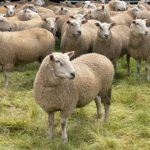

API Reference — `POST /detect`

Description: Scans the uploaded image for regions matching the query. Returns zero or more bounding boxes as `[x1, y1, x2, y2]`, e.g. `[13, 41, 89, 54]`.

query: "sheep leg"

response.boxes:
[4, 71, 9, 88]
[136, 60, 141, 78]
[127, 54, 130, 75]
[94, 96, 101, 118]
[102, 89, 111, 122]
[48, 112, 54, 139]
[146, 61, 150, 81]
[61, 113, 68, 143]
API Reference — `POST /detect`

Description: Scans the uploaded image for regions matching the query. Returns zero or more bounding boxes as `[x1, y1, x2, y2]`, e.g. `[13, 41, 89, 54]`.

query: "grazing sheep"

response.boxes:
[61, 19, 98, 58]
[128, 19, 150, 81]
[93, 22, 130, 73]
[34, 52, 114, 142]
[0, 27, 55, 87]
[4, 5, 17, 17]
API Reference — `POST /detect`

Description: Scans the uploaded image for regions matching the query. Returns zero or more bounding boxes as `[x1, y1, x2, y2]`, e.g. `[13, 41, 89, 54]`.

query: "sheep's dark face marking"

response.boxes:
[49, 52, 75, 80]
[131, 19, 148, 36]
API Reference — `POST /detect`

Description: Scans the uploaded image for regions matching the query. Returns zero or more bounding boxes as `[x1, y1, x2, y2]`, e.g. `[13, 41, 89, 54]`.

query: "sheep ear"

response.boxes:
[70, 15, 74, 19]
[43, 18, 47, 22]
[55, 17, 59, 21]
[110, 23, 116, 28]
[102, 5, 105, 10]
[4, 5, 8, 9]
[14, 4, 17, 8]
[95, 22, 100, 27]
[82, 19, 88, 24]
[132, 20, 136, 24]
[66, 51, 74, 58]
[67, 20, 70, 24]
[49, 54, 55, 61]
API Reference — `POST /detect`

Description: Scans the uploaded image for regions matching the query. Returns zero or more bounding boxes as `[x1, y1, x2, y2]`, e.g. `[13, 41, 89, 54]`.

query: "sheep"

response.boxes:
[112, 0, 128, 11]
[0, 27, 55, 88]
[60, 0, 76, 8]
[128, 19, 150, 81]
[0, 15, 57, 33]
[42, 17, 59, 36]
[93, 21, 130, 73]
[86, 5, 140, 27]
[33, 52, 114, 142]
[60, 19, 98, 58]
[17, 8, 41, 21]
[4, 4, 17, 17]
[31, 0, 45, 7]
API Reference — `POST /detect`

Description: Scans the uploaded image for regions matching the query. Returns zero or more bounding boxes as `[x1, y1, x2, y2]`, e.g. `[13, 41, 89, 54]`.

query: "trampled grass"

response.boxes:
[0, 52, 150, 150]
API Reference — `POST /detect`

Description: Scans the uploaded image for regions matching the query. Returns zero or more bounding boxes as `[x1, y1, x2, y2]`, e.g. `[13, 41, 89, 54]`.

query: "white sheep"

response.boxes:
[0, 27, 55, 88]
[128, 19, 150, 81]
[34, 52, 114, 142]
[4, 5, 17, 17]
[93, 21, 130, 73]
[60, 19, 98, 58]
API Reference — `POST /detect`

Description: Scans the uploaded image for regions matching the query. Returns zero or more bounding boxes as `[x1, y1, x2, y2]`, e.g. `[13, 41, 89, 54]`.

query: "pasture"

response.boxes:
[0, 41, 150, 150]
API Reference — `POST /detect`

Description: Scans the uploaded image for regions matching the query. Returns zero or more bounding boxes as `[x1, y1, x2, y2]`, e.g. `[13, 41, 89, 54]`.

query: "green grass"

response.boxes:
[0, 49, 150, 150]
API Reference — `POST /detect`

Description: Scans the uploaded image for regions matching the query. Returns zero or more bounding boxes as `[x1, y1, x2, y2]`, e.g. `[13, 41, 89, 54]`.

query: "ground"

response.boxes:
[0, 45, 150, 150]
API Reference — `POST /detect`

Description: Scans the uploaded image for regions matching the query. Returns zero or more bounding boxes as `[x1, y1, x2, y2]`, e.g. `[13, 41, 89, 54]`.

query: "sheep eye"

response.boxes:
[56, 60, 63, 66]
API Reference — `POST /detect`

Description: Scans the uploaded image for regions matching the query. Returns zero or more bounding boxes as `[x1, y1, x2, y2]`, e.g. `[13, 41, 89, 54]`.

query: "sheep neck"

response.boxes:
[129, 32, 146, 48]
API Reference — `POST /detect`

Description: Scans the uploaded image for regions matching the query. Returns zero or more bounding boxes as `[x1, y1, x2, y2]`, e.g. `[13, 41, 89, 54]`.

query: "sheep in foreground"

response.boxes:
[34, 52, 114, 142]
[128, 19, 150, 81]
[0, 27, 55, 87]
[93, 22, 130, 73]
[61, 19, 98, 58]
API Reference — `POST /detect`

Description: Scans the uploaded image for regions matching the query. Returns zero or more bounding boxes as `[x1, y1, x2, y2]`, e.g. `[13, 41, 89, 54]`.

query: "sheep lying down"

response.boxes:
[34, 52, 114, 142]
[0, 27, 55, 88]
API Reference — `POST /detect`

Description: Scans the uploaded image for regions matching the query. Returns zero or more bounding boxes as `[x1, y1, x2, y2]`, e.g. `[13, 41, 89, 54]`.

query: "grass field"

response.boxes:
[0, 43, 150, 150]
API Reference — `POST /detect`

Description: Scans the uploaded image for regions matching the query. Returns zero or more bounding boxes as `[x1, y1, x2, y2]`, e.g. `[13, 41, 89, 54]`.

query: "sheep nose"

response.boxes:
[104, 34, 109, 38]
[145, 31, 148, 35]
[70, 72, 75, 79]
[78, 31, 81, 35]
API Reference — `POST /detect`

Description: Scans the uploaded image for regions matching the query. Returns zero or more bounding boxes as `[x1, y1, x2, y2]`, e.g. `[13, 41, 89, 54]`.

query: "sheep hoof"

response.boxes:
[62, 135, 68, 143]
[96, 113, 102, 119]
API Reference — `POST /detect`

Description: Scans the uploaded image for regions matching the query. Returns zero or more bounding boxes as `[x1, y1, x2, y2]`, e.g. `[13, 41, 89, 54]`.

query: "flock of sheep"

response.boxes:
[0, 0, 150, 143]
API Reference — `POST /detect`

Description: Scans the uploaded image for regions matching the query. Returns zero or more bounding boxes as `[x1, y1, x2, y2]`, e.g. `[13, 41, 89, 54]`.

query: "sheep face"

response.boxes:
[49, 52, 75, 80]
[0, 16, 12, 31]
[95, 22, 114, 40]
[57, 7, 68, 15]
[130, 19, 148, 36]
[66, 19, 82, 36]
[4, 5, 17, 17]
[43, 17, 58, 35]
